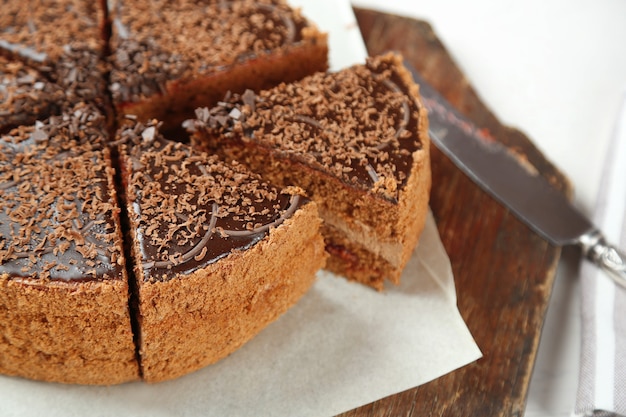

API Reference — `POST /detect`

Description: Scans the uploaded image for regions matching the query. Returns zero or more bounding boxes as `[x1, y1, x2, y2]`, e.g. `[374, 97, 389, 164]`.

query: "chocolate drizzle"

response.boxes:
[380, 78, 411, 141]
[222, 194, 300, 236]
[120, 119, 305, 281]
[142, 203, 219, 270]
[0, 40, 48, 63]
[141, 195, 300, 270]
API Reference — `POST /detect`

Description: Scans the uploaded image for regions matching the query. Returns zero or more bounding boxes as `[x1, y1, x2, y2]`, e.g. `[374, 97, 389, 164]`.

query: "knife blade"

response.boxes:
[406, 63, 626, 287]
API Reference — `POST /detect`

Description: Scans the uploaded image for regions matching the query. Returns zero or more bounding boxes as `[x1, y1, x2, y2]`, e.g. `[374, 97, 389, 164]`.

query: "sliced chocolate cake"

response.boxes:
[0, 0, 433, 386]
[108, 0, 328, 130]
[187, 53, 432, 290]
[117, 118, 326, 382]
[0, 103, 138, 384]
[0, 0, 110, 118]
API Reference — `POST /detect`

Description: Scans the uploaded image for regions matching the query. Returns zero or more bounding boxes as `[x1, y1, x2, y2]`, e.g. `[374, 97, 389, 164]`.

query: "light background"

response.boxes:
[351, 1, 626, 416]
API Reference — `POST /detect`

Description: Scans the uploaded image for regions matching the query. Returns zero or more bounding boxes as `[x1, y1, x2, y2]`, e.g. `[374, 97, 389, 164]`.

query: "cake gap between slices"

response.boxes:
[114, 118, 327, 382]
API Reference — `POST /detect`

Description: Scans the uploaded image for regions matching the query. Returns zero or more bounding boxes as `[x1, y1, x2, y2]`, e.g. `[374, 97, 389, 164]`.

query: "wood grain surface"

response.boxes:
[337, 8, 571, 417]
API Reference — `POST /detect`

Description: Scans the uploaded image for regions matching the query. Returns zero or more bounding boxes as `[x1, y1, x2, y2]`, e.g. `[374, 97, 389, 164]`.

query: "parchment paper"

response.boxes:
[0, 2, 481, 416]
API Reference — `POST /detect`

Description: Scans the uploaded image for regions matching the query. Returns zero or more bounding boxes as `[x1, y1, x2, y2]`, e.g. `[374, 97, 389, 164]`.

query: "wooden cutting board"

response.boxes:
[338, 8, 571, 417]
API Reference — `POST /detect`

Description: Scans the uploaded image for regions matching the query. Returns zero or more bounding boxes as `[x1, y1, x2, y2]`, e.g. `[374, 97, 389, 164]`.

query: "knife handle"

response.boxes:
[579, 231, 626, 288]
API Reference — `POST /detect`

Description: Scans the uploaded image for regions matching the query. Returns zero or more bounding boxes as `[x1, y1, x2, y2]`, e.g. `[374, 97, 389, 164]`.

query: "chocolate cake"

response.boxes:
[0, 0, 433, 386]
[0, 0, 332, 385]
[108, 0, 328, 130]
[0, 56, 65, 133]
[0, 0, 110, 124]
[0, 103, 139, 384]
[0, 0, 106, 62]
[186, 53, 432, 290]
[117, 119, 326, 382]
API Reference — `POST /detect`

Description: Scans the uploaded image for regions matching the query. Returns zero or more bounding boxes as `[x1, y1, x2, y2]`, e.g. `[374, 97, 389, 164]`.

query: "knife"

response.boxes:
[406, 64, 626, 288]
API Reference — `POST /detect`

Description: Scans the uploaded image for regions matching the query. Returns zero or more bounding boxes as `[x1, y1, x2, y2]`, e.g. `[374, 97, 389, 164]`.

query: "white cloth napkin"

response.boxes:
[574, 90, 626, 417]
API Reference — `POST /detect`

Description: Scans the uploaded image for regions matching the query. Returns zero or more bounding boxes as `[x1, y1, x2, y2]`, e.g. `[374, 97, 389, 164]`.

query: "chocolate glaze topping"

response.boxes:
[109, 0, 308, 103]
[0, 104, 124, 281]
[186, 55, 423, 202]
[0, 56, 65, 133]
[119, 119, 305, 281]
[0, 1, 108, 122]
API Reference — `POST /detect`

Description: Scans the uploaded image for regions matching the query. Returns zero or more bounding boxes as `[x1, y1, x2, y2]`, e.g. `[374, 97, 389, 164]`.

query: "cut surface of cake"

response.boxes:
[108, 0, 328, 130]
[117, 119, 327, 382]
[0, 103, 139, 384]
[187, 53, 431, 290]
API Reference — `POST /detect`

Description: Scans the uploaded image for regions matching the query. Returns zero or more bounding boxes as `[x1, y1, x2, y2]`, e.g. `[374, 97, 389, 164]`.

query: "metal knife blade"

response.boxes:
[406, 63, 626, 287]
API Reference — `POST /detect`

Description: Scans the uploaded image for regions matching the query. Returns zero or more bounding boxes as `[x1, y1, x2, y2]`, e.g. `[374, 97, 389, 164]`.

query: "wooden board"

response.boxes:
[338, 9, 572, 417]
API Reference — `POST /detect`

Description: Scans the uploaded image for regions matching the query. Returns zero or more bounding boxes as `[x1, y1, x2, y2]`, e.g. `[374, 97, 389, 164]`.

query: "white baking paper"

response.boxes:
[0, 2, 481, 416]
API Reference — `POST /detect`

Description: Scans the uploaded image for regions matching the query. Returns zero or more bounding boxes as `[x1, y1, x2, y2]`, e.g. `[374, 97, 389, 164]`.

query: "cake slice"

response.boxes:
[187, 53, 431, 290]
[108, 0, 328, 131]
[0, 56, 67, 134]
[0, 103, 138, 385]
[117, 118, 326, 382]
[0, 0, 110, 117]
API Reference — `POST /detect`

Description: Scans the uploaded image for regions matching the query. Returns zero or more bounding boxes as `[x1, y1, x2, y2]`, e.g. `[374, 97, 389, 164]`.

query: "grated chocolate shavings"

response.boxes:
[188, 55, 424, 201]
[109, 0, 308, 103]
[119, 118, 304, 281]
[0, 1, 108, 126]
[0, 0, 103, 64]
[0, 103, 124, 282]
[0, 56, 65, 133]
